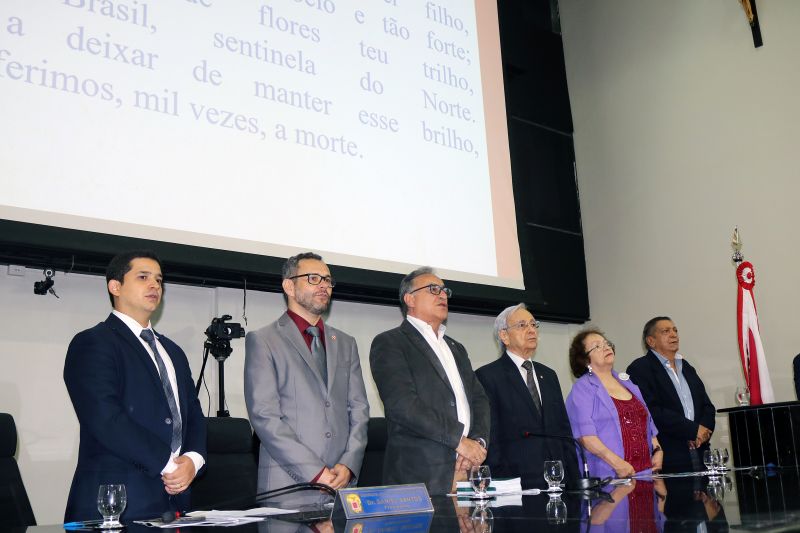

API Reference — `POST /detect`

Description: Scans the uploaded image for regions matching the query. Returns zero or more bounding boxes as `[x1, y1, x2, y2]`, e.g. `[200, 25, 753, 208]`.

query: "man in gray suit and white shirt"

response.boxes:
[245, 252, 369, 495]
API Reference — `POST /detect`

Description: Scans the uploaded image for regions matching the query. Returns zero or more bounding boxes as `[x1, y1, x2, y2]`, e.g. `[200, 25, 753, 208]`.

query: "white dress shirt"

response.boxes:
[506, 350, 543, 403]
[112, 310, 204, 474]
[406, 315, 471, 437]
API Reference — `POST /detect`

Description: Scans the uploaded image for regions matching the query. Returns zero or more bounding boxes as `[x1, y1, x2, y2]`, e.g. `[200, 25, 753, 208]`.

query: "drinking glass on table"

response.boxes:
[719, 447, 730, 471]
[469, 465, 492, 499]
[712, 449, 723, 473]
[97, 484, 126, 529]
[543, 460, 564, 492]
[703, 450, 721, 477]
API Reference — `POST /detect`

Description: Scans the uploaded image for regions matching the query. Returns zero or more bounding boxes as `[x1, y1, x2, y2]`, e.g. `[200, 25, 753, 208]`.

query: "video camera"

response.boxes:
[198, 315, 246, 416]
[205, 314, 245, 341]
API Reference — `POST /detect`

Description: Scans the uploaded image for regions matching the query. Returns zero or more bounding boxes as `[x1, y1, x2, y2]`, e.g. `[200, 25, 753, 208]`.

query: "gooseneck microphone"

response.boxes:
[157, 482, 336, 524]
[521, 431, 606, 490]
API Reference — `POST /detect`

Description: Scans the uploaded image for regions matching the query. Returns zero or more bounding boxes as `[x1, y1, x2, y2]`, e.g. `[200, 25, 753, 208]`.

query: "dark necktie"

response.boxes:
[305, 326, 327, 386]
[521, 360, 543, 416]
[140, 329, 183, 452]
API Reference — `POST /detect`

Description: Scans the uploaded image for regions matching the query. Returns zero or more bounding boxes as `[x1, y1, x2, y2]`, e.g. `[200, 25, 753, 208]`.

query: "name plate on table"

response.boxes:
[335, 513, 433, 533]
[332, 484, 433, 519]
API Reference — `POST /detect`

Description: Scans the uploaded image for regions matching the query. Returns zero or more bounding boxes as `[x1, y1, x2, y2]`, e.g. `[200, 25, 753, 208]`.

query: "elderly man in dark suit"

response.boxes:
[475, 304, 578, 489]
[370, 267, 490, 495]
[64, 250, 206, 522]
[627, 316, 716, 473]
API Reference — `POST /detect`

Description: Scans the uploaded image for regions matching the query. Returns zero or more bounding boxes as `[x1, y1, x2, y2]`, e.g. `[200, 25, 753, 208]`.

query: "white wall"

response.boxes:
[560, 0, 800, 449]
[0, 266, 576, 524]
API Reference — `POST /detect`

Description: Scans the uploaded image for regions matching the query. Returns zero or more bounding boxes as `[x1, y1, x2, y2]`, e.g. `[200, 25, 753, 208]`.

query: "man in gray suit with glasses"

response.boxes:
[245, 252, 369, 496]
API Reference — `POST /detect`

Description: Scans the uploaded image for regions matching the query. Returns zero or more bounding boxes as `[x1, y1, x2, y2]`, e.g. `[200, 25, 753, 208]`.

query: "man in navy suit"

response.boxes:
[475, 304, 578, 489]
[627, 316, 716, 473]
[64, 250, 206, 522]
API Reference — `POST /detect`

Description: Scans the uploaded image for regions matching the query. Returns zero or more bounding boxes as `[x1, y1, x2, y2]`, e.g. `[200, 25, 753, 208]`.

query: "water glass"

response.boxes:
[706, 478, 725, 502]
[712, 449, 723, 472]
[543, 460, 564, 492]
[545, 494, 568, 525]
[703, 450, 721, 477]
[723, 475, 733, 492]
[470, 499, 494, 533]
[735, 386, 750, 406]
[469, 465, 492, 499]
[702, 450, 715, 474]
[97, 484, 127, 529]
[719, 447, 730, 470]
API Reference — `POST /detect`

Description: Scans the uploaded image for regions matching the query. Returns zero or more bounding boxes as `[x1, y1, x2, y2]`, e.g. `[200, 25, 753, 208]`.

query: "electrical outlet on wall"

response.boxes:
[8, 265, 26, 277]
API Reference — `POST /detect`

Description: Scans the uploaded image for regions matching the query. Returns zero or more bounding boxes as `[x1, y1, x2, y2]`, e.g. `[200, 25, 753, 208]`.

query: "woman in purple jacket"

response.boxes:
[565, 328, 663, 479]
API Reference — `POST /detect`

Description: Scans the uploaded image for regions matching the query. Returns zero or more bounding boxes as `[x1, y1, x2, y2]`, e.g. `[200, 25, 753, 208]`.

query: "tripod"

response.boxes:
[195, 337, 233, 417]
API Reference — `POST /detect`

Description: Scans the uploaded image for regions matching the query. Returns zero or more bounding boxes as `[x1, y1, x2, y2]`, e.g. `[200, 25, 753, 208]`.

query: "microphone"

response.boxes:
[181, 482, 335, 515]
[521, 431, 605, 490]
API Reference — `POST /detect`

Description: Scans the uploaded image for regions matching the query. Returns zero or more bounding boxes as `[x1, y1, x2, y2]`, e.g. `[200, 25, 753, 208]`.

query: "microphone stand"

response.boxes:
[522, 431, 607, 491]
[182, 482, 336, 516]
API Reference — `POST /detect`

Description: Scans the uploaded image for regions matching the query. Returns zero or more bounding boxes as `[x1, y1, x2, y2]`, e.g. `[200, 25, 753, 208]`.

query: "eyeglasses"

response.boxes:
[504, 320, 540, 331]
[409, 284, 453, 298]
[287, 273, 336, 287]
[585, 340, 615, 356]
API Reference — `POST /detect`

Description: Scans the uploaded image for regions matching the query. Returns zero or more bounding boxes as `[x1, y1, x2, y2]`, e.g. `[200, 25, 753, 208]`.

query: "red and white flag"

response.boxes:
[735, 261, 774, 404]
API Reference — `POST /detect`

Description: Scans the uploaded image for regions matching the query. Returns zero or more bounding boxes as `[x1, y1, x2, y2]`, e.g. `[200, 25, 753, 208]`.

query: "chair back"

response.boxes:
[191, 417, 258, 510]
[0, 413, 36, 527]
[358, 417, 388, 487]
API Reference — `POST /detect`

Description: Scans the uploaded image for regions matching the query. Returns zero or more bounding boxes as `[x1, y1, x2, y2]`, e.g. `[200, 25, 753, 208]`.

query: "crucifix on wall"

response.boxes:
[739, 0, 763, 48]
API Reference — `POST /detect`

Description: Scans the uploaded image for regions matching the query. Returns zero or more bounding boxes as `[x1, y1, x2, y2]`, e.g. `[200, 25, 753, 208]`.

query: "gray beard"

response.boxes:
[297, 293, 329, 316]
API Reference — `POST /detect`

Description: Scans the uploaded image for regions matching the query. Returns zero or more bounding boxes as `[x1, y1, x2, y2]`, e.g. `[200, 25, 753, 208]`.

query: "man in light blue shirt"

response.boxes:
[627, 317, 716, 473]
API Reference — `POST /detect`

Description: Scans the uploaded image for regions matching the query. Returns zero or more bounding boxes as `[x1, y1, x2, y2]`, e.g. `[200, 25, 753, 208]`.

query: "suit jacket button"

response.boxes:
[165, 417, 172, 425]
[325, 401, 331, 407]
[325, 432, 332, 438]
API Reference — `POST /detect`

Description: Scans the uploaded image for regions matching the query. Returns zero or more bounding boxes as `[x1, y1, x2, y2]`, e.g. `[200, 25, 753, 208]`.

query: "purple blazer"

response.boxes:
[565, 370, 658, 479]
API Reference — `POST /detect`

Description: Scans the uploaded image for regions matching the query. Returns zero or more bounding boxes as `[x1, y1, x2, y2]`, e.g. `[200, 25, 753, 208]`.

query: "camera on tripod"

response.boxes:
[205, 314, 245, 342]
[197, 314, 246, 417]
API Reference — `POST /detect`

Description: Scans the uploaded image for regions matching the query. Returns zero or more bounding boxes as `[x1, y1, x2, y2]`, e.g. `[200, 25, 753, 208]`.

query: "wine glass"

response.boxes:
[469, 465, 492, 499]
[470, 499, 494, 533]
[543, 460, 564, 492]
[703, 450, 720, 477]
[97, 484, 127, 529]
[546, 494, 568, 524]
[735, 386, 750, 406]
[706, 477, 725, 502]
[712, 449, 723, 473]
[723, 475, 733, 492]
[719, 448, 730, 471]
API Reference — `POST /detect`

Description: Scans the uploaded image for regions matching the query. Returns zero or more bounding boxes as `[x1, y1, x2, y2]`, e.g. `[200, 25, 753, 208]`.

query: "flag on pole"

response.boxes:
[735, 260, 774, 404]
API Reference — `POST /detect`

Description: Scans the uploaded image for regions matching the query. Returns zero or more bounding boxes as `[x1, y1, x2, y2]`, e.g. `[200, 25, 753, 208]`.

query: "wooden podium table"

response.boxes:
[719, 401, 800, 467]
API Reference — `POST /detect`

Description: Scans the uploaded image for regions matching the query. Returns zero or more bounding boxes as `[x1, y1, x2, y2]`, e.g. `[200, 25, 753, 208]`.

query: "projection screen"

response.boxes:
[0, 0, 523, 290]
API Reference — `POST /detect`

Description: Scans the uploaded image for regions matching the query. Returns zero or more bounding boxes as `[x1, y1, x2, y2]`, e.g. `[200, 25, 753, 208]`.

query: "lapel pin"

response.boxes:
[618, 372, 630, 381]
[331, 335, 336, 341]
